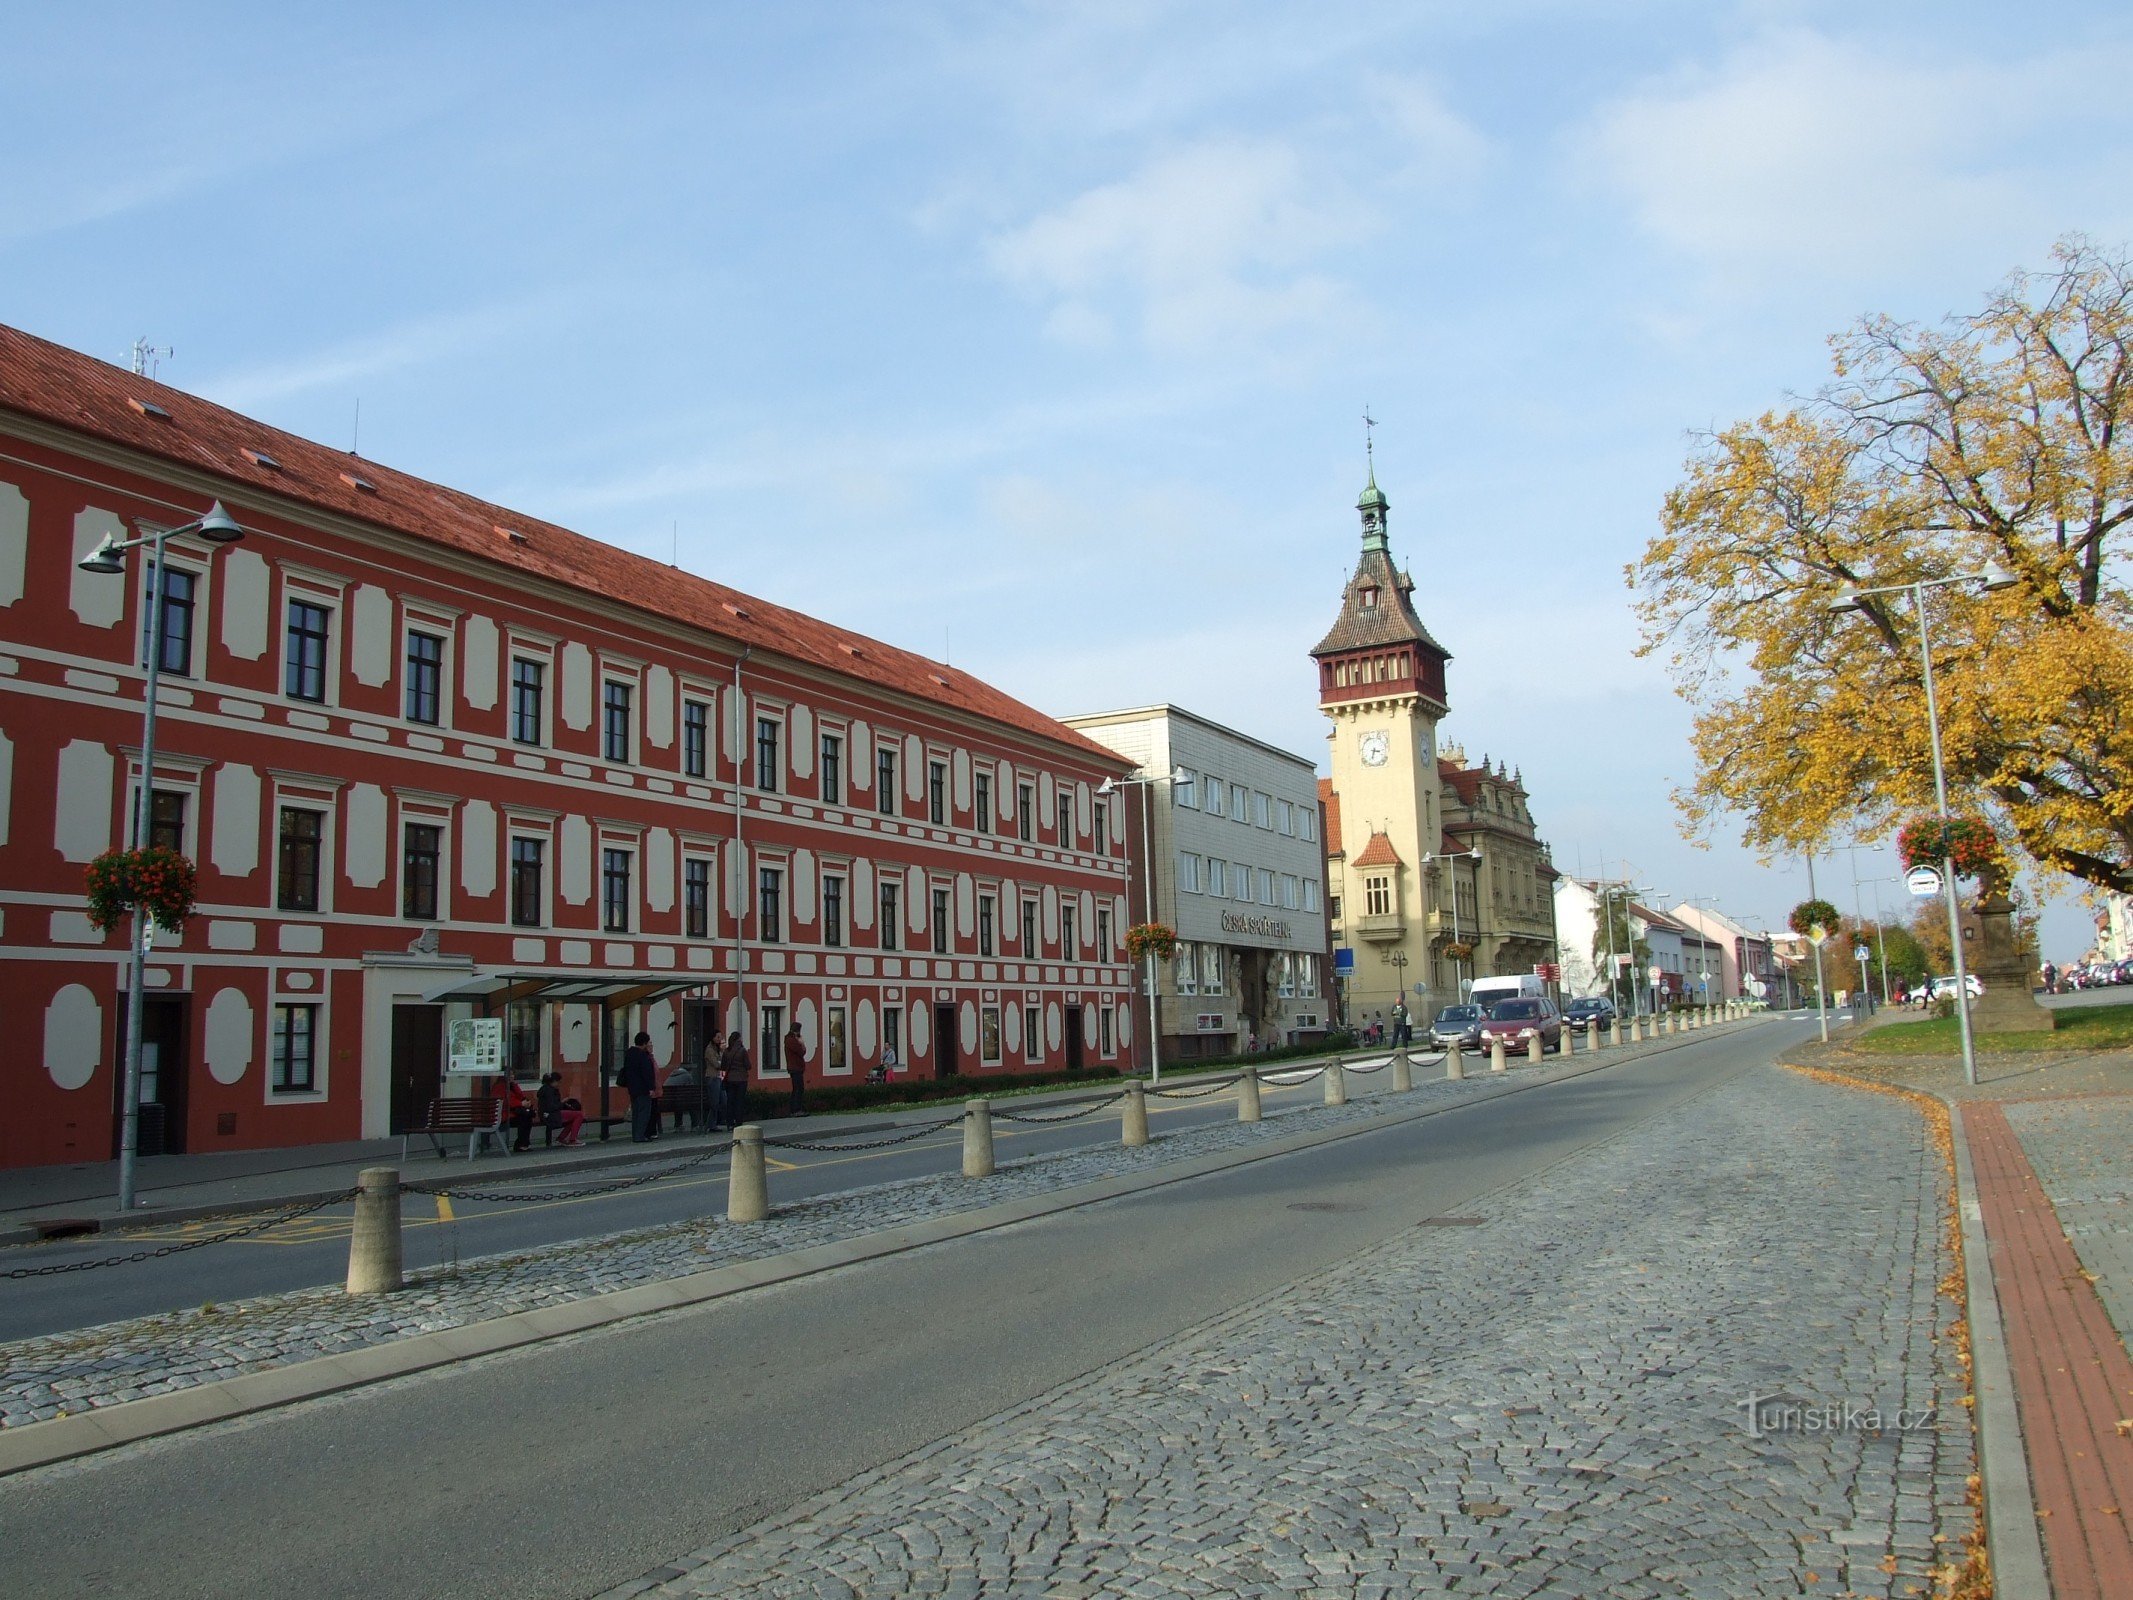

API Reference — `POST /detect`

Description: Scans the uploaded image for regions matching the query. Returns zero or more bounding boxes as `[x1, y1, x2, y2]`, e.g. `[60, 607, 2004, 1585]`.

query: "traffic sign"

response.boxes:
[1806, 923, 1828, 946]
[1905, 865, 1943, 898]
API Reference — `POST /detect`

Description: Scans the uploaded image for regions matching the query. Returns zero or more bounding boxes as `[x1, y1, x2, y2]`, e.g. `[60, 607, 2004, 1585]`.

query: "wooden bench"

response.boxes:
[415, 1096, 515, 1159]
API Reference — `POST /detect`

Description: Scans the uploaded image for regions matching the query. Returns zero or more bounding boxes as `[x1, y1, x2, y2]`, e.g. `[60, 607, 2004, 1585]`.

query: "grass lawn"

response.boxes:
[1850, 1002, 2133, 1055]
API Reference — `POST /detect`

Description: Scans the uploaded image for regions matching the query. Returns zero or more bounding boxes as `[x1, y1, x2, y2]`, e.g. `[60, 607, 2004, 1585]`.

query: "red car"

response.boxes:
[1478, 997, 1565, 1054]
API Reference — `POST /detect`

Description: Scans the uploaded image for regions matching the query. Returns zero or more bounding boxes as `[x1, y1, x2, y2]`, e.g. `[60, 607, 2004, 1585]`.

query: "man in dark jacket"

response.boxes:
[620, 1030, 660, 1143]
[783, 1021, 807, 1117]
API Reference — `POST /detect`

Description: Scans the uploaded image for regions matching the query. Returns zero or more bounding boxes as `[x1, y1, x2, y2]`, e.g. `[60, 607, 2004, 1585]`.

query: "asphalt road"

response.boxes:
[0, 1018, 1810, 1600]
[0, 1068, 1355, 1342]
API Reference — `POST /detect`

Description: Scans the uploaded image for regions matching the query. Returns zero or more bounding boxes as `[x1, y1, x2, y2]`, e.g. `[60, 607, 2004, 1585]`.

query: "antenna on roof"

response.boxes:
[129, 338, 172, 380]
[671, 521, 678, 568]
[351, 398, 361, 457]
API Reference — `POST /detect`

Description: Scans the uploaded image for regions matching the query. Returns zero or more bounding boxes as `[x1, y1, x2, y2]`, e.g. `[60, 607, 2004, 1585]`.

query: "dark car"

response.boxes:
[1478, 997, 1564, 1054]
[1562, 997, 1618, 1033]
[1430, 1004, 1485, 1049]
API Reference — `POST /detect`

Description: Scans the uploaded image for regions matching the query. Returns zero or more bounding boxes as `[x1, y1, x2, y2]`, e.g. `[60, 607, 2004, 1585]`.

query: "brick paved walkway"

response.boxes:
[1967, 1100, 2133, 1599]
[602, 1062, 1972, 1600]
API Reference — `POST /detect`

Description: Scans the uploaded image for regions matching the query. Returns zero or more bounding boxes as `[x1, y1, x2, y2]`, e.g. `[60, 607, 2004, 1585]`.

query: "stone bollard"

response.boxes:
[345, 1165, 404, 1295]
[1446, 1042, 1464, 1080]
[1237, 1066, 1262, 1123]
[1490, 1038, 1508, 1073]
[1391, 1049, 1412, 1093]
[727, 1124, 769, 1222]
[1122, 1079, 1149, 1147]
[962, 1097, 995, 1178]
[1527, 1032, 1543, 1064]
[1323, 1057, 1348, 1106]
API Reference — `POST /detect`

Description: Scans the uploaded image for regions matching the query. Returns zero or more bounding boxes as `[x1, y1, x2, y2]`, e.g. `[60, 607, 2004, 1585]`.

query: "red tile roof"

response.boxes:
[1318, 778, 1342, 855]
[0, 322, 1127, 768]
[1353, 831, 1403, 869]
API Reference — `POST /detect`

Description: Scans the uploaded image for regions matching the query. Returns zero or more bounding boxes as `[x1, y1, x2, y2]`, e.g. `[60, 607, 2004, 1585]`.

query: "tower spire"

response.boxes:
[1356, 410, 1389, 552]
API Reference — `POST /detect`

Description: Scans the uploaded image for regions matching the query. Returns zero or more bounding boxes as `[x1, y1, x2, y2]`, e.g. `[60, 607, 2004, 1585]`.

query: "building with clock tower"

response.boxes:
[1313, 468, 1560, 1027]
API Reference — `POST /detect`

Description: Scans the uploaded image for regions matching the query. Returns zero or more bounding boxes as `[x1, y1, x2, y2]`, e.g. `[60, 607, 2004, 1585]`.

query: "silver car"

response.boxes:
[1430, 1004, 1484, 1049]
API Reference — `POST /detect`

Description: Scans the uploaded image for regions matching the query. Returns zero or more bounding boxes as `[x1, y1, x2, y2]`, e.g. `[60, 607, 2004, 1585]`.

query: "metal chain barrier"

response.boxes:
[407, 1140, 733, 1203]
[3, 1189, 358, 1278]
[1259, 1063, 1330, 1086]
[1149, 1075, 1243, 1099]
[762, 1114, 965, 1152]
[1343, 1058, 1392, 1074]
[992, 1090, 1133, 1124]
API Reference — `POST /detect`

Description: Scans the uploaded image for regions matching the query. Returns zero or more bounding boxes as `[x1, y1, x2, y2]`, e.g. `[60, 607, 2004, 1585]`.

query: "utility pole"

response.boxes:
[1807, 853, 1829, 1043]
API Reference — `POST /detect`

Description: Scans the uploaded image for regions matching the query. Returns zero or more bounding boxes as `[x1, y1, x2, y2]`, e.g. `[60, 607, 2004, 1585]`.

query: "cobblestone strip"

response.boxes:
[598, 1064, 1973, 1600]
[0, 1049, 1611, 1431]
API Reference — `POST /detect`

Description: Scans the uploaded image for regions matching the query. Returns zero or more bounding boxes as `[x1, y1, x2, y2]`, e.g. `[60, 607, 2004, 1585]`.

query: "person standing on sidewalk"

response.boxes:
[783, 1021, 807, 1117]
[620, 1031, 660, 1143]
[717, 1030, 750, 1129]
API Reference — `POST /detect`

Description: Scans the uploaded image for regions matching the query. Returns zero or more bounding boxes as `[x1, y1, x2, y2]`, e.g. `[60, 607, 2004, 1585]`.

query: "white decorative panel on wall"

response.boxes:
[560, 814, 593, 904]
[349, 585, 392, 686]
[910, 1001, 930, 1059]
[344, 784, 387, 887]
[790, 704, 814, 777]
[211, 763, 261, 877]
[904, 734, 923, 800]
[220, 548, 269, 659]
[956, 874, 973, 936]
[1046, 1001, 1062, 1051]
[44, 984, 101, 1091]
[461, 615, 498, 709]
[1077, 781, 1092, 834]
[959, 1001, 978, 1054]
[797, 996, 818, 1052]
[856, 998, 877, 1055]
[1080, 889, 1095, 931]
[851, 722, 872, 789]
[906, 865, 926, 933]
[852, 858, 875, 928]
[561, 642, 593, 731]
[203, 988, 254, 1085]
[0, 728, 14, 847]
[69, 509, 126, 628]
[1041, 884, 1059, 944]
[0, 481, 27, 607]
[644, 666, 674, 749]
[54, 739, 113, 862]
[726, 686, 748, 764]
[997, 762, 1016, 820]
[792, 848, 816, 924]
[1119, 1004, 1134, 1046]
[646, 827, 675, 913]
[952, 749, 971, 810]
[460, 800, 497, 899]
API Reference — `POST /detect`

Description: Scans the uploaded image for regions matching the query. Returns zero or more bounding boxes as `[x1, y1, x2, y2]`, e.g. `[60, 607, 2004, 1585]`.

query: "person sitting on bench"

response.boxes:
[537, 1072, 584, 1146]
[491, 1074, 536, 1153]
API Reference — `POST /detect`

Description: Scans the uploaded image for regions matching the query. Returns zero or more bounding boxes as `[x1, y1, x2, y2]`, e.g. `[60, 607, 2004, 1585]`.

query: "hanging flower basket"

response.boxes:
[1896, 814, 1999, 880]
[1124, 921, 1179, 963]
[1442, 940, 1475, 961]
[85, 847, 197, 935]
[1788, 899, 1842, 938]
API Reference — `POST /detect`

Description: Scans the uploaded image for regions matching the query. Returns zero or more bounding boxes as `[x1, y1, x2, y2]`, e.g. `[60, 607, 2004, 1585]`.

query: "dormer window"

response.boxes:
[1360, 585, 1379, 609]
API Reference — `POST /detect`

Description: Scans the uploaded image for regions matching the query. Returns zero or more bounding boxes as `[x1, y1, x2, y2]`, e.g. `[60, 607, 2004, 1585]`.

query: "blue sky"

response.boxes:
[8, 1, 2130, 959]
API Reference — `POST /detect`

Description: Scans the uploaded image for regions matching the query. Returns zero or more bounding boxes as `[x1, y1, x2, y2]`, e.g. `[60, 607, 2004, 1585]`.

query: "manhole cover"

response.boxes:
[1417, 1216, 1486, 1227]
[1287, 1201, 1366, 1213]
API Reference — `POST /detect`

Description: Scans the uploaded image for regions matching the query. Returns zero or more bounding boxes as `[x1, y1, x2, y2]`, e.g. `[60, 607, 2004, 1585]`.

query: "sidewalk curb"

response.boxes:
[1946, 1102, 2052, 1600]
[0, 1020, 1773, 1477]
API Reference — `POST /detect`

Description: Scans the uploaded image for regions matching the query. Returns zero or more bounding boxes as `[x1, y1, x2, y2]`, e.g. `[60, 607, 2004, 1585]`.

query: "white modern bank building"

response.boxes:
[1064, 707, 1333, 1060]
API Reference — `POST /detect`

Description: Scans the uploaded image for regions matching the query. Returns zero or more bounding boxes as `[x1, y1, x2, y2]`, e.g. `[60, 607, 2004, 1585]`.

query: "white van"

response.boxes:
[1468, 974, 1548, 1009]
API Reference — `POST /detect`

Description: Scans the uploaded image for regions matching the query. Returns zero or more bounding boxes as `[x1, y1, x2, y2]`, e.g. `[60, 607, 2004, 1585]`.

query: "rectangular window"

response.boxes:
[823, 874, 845, 947]
[402, 822, 441, 920]
[877, 750, 898, 816]
[1057, 792, 1074, 847]
[929, 760, 947, 825]
[981, 1006, 1001, 1064]
[931, 886, 951, 955]
[820, 733, 843, 805]
[1023, 1005, 1041, 1060]
[1261, 868, 1276, 903]
[1060, 903, 1077, 958]
[405, 630, 443, 724]
[1173, 770, 1197, 809]
[974, 773, 992, 833]
[827, 1005, 848, 1073]
[1278, 799, 1295, 836]
[1301, 808, 1317, 843]
[880, 881, 901, 951]
[1200, 944, 1225, 994]
[1093, 805, 1108, 855]
[1021, 897, 1038, 955]
[1256, 792, 1273, 828]
[1096, 907, 1111, 960]
[1175, 940, 1198, 996]
[277, 807, 322, 912]
[511, 837, 545, 927]
[978, 894, 996, 957]
[141, 563, 196, 677]
[270, 1003, 318, 1094]
[1100, 1006, 1114, 1056]
[1303, 879, 1321, 913]
[284, 599, 330, 702]
[145, 788, 187, 853]
[511, 657, 545, 745]
[684, 857, 712, 939]
[758, 866, 783, 943]
[682, 698, 709, 777]
[755, 717, 781, 792]
[1235, 867, 1253, 903]
[1205, 779, 1225, 818]
[1207, 858, 1227, 898]
[602, 847, 633, 933]
[1282, 874, 1299, 910]
[1177, 852, 1201, 893]
[1017, 784, 1033, 841]
[1231, 782, 1247, 822]
[1366, 875, 1391, 917]
[882, 1006, 901, 1070]
[604, 680, 634, 764]
[759, 1005, 784, 1078]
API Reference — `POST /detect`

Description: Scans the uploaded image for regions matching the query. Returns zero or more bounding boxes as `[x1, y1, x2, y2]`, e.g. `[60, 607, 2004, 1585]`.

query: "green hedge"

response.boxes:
[736, 1064, 1125, 1118]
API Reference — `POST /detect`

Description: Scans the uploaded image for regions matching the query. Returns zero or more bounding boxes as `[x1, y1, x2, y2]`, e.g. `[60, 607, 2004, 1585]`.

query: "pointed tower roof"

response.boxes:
[1310, 471, 1451, 661]
[1353, 830, 1404, 869]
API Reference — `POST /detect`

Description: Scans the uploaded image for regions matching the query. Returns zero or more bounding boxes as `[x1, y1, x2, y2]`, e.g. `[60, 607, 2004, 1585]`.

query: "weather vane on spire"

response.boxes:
[1363, 405, 1376, 472]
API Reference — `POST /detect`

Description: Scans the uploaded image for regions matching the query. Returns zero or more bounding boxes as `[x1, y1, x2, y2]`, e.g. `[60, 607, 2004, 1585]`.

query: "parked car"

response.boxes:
[1929, 975, 1985, 1001]
[1430, 1004, 1485, 1049]
[1562, 997, 1618, 1033]
[1478, 997, 1564, 1054]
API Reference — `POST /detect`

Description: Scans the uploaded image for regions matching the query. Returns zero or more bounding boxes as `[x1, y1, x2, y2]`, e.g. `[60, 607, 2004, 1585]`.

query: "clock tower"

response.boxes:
[1312, 468, 1455, 1024]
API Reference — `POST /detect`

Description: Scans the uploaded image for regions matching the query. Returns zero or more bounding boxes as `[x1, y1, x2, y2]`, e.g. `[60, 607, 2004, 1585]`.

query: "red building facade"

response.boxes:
[0, 325, 1134, 1168]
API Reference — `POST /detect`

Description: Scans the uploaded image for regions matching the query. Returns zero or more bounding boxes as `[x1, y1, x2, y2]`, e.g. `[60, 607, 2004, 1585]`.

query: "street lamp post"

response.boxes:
[1096, 768, 1188, 1084]
[78, 501, 246, 1211]
[1828, 564, 2017, 1086]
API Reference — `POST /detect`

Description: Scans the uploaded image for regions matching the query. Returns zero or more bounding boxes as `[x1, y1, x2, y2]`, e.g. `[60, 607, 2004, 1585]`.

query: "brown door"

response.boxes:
[113, 998, 188, 1157]
[1064, 1005, 1085, 1072]
[390, 1005, 446, 1134]
[935, 1003, 958, 1079]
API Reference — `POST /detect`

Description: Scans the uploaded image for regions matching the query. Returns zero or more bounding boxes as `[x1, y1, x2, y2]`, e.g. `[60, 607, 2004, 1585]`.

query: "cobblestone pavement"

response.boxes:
[0, 1051, 1598, 1431]
[2005, 1093, 2133, 1351]
[597, 1063, 1972, 1600]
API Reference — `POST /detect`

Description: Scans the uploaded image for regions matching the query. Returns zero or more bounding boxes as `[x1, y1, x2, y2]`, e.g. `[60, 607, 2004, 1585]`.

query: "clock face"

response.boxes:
[1360, 731, 1390, 767]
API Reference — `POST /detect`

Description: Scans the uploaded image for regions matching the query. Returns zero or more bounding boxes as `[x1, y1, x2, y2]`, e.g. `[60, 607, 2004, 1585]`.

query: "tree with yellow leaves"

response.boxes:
[1631, 237, 2133, 894]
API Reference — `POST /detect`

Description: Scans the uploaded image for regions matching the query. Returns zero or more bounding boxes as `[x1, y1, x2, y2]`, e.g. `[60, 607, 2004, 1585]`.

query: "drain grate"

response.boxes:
[1417, 1216, 1487, 1227]
[1287, 1201, 1367, 1213]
